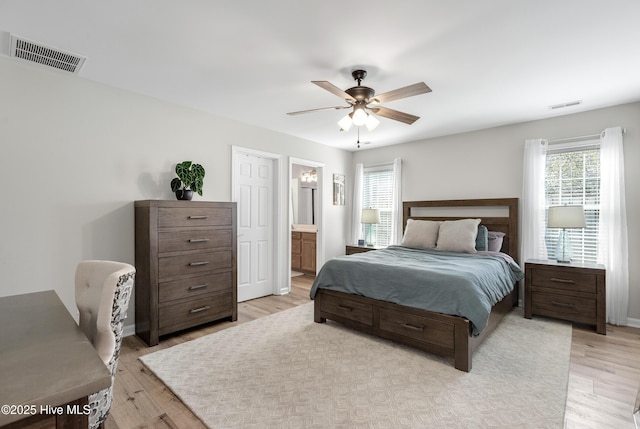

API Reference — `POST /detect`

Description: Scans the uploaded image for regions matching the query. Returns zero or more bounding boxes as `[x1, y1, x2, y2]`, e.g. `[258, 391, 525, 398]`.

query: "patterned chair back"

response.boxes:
[75, 260, 135, 429]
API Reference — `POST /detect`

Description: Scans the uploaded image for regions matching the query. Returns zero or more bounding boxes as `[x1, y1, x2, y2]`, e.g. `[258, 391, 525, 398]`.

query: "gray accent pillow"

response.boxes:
[476, 225, 489, 251]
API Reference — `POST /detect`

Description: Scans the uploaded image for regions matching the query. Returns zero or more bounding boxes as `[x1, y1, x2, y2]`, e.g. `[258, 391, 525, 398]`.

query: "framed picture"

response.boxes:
[333, 174, 345, 206]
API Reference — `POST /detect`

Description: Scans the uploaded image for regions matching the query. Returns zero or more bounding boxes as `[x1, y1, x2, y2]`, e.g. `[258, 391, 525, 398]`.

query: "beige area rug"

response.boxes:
[140, 302, 571, 429]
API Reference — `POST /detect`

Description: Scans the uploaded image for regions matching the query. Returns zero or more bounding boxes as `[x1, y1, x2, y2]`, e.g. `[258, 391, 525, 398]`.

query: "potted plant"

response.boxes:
[170, 161, 205, 200]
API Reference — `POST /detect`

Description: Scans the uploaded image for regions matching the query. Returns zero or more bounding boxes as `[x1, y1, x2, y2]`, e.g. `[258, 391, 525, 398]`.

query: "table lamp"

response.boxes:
[361, 208, 380, 246]
[547, 205, 586, 263]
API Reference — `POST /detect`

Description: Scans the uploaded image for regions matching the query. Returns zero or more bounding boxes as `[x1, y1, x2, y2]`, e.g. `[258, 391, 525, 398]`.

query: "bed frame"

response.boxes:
[313, 198, 520, 372]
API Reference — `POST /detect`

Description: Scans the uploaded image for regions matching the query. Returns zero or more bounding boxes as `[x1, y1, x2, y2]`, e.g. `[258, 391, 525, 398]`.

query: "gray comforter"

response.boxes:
[310, 245, 524, 335]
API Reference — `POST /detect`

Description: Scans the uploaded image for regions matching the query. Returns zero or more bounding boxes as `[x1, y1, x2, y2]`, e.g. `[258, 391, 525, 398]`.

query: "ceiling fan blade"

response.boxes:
[287, 106, 350, 115]
[369, 106, 420, 125]
[369, 82, 432, 104]
[312, 81, 357, 103]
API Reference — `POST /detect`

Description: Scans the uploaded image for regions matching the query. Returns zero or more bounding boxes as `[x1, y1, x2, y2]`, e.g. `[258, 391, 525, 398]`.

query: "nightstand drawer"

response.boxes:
[531, 292, 596, 324]
[530, 268, 597, 293]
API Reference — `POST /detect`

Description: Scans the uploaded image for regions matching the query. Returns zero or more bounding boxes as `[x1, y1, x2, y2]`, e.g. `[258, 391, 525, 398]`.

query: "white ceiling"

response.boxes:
[2, 1, 640, 151]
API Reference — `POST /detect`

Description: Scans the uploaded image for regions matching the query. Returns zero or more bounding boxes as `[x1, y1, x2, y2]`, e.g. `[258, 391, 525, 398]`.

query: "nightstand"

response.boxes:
[524, 259, 606, 334]
[345, 244, 384, 255]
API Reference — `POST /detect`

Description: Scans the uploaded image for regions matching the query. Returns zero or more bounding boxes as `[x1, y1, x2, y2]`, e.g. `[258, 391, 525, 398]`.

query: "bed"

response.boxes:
[311, 198, 522, 372]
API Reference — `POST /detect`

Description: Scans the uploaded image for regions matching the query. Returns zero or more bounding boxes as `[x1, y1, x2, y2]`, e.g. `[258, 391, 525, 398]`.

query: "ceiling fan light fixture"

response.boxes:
[337, 114, 353, 131]
[352, 106, 368, 126]
[365, 114, 379, 131]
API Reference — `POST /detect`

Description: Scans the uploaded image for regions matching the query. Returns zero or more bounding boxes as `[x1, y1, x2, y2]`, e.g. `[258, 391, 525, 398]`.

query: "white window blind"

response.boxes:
[544, 142, 600, 263]
[362, 165, 393, 246]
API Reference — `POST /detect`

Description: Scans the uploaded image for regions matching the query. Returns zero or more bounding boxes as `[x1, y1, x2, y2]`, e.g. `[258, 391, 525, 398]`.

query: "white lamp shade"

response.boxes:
[352, 107, 368, 126]
[361, 208, 380, 224]
[365, 114, 380, 131]
[547, 205, 586, 228]
[337, 114, 352, 131]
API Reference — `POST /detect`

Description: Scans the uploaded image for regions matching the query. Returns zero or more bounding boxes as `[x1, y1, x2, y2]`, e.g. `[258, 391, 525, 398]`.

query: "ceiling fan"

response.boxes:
[287, 69, 431, 131]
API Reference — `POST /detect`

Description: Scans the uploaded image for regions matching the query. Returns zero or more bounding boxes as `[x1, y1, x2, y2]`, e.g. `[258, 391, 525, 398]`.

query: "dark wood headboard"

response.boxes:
[402, 198, 519, 263]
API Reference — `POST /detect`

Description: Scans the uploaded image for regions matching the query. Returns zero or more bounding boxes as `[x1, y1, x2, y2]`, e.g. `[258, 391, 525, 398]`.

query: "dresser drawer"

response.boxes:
[379, 308, 454, 349]
[159, 229, 233, 253]
[530, 267, 597, 293]
[158, 207, 233, 228]
[159, 272, 232, 303]
[318, 293, 373, 326]
[158, 292, 233, 335]
[159, 250, 233, 279]
[531, 291, 596, 324]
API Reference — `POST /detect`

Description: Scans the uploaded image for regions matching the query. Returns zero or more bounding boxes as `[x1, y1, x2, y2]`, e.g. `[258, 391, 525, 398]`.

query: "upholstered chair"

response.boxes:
[75, 260, 135, 429]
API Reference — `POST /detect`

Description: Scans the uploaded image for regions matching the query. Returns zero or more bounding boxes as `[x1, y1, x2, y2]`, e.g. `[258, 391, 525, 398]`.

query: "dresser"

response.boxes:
[524, 259, 606, 334]
[135, 200, 237, 346]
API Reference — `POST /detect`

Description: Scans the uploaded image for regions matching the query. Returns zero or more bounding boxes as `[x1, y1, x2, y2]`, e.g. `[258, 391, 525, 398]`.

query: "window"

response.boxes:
[362, 165, 393, 246]
[544, 141, 600, 263]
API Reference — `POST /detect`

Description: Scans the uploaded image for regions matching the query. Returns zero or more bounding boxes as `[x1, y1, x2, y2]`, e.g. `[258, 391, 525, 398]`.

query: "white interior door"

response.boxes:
[234, 152, 275, 302]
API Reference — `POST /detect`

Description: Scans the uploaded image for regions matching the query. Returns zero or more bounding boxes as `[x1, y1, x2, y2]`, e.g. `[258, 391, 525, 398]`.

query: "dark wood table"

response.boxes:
[0, 290, 111, 428]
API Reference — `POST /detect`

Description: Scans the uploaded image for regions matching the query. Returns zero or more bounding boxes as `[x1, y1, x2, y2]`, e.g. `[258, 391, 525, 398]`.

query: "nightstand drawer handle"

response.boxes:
[551, 301, 574, 308]
[189, 261, 210, 266]
[188, 215, 208, 220]
[189, 238, 210, 243]
[190, 305, 210, 314]
[189, 283, 209, 290]
[402, 322, 424, 332]
[338, 305, 353, 312]
[550, 277, 575, 284]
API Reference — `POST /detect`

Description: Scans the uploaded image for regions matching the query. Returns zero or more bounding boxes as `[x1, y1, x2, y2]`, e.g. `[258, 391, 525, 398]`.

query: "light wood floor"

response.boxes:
[107, 275, 640, 429]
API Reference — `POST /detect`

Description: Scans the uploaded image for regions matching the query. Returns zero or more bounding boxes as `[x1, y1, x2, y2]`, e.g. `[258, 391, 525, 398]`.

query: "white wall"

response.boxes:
[353, 102, 640, 322]
[0, 56, 352, 329]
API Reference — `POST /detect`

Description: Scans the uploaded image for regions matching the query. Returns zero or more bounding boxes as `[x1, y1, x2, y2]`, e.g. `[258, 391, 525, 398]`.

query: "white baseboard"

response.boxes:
[627, 317, 640, 329]
[123, 323, 135, 337]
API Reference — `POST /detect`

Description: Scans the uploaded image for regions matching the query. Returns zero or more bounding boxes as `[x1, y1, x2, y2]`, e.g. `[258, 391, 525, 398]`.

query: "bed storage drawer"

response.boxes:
[379, 308, 455, 349]
[318, 293, 373, 326]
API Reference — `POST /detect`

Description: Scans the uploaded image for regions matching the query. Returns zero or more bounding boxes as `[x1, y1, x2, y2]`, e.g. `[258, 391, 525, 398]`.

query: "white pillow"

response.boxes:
[401, 219, 441, 249]
[436, 219, 481, 253]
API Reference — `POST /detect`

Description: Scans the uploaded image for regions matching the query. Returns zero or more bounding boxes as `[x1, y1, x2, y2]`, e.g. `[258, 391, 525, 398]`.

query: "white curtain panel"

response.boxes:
[521, 139, 549, 264]
[390, 158, 403, 245]
[598, 126, 629, 325]
[351, 163, 364, 244]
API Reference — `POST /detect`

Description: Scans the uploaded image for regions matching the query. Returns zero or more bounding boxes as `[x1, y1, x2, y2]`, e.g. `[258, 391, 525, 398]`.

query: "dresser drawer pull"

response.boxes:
[550, 277, 575, 284]
[551, 301, 575, 308]
[189, 283, 209, 291]
[337, 304, 353, 312]
[188, 261, 210, 266]
[190, 306, 210, 314]
[188, 215, 208, 220]
[401, 323, 424, 332]
[188, 238, 210, 243]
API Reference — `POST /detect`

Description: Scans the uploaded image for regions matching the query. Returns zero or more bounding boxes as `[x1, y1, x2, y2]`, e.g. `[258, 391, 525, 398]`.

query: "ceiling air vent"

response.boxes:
[10, 34, 86, 74]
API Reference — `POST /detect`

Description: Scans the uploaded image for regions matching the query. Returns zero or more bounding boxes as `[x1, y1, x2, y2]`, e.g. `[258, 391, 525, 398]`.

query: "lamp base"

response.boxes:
[555, 229, 573, 263]
[365, 224, 376, 247]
